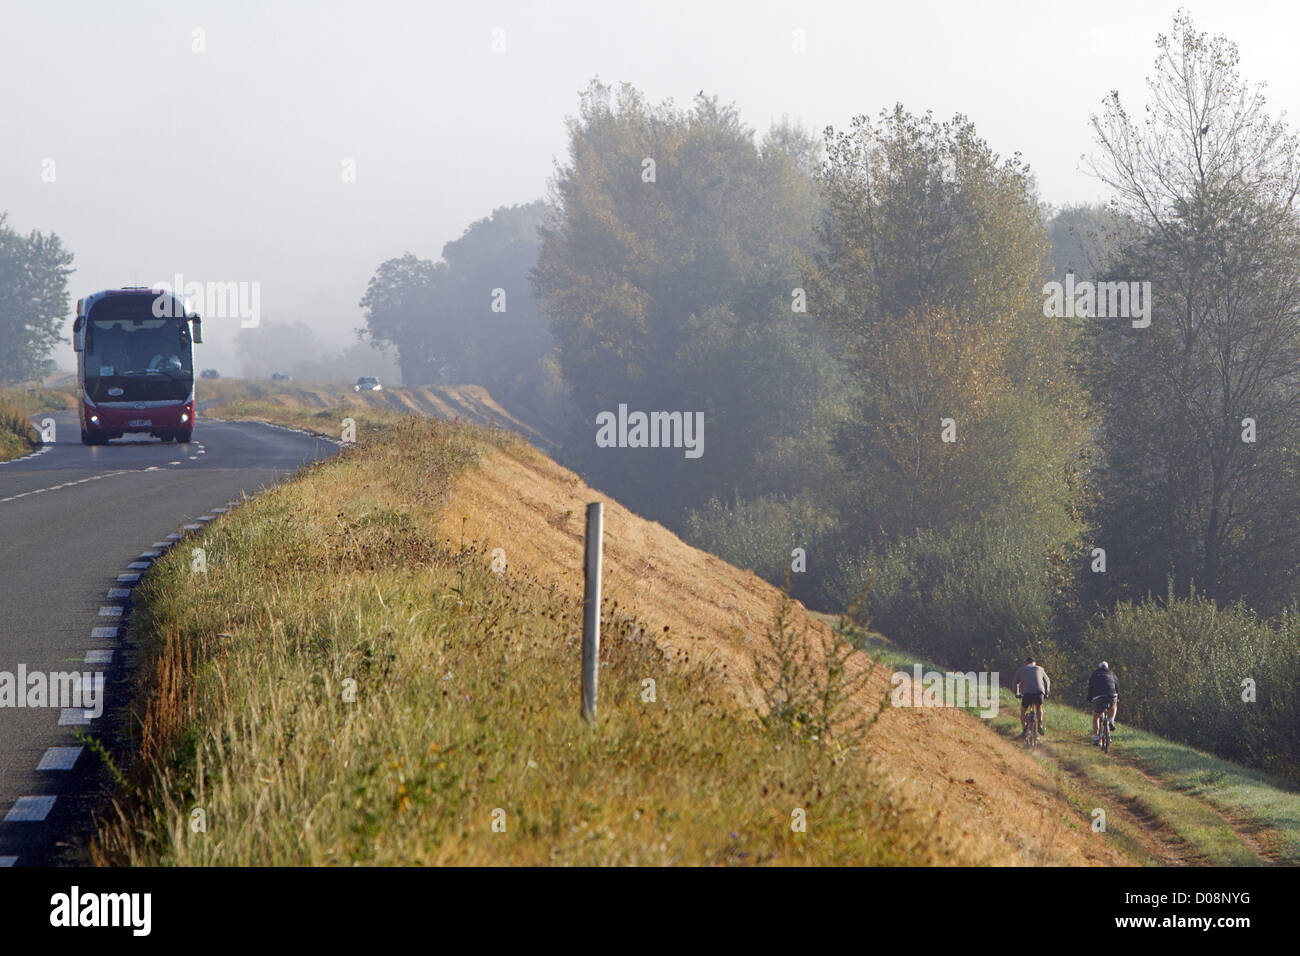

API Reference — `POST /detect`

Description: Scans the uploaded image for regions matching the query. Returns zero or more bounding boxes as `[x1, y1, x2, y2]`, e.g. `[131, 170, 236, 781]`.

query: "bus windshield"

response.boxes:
[88, 318, 193, 376]
[83, 293, 194, 403]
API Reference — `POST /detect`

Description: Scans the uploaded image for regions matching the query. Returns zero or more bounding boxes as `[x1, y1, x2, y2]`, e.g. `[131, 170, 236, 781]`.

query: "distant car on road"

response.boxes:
[200, 368, 220, 380]
[270, 372, 292, 381]
[354, 376, 382, 392]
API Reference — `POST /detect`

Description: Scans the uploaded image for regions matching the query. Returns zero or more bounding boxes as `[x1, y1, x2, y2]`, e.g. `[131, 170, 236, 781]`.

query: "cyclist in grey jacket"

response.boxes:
[1012, 657, 1050, 737]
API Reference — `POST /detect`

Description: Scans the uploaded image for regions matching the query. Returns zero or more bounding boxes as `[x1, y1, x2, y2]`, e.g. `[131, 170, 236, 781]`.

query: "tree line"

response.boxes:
[362, 13, 1300, 779]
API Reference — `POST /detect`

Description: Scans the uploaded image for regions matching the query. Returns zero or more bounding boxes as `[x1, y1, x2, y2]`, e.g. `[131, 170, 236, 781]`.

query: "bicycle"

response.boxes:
[1092, 696, 1115, 752]
[1017, 696, 1039, 749]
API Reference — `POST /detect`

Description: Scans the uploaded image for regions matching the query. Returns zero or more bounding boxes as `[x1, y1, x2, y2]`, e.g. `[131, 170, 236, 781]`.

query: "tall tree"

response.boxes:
[358, 253, 445, 385]
[533, 80, 842, 524]
[1083, 12, 1300, 609]
[813, 107, 1087, 548]
[0, 213, 74, 384]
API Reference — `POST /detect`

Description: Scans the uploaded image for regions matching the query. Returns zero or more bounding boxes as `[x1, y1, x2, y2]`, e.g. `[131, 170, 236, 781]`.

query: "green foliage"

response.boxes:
[685, 494, 836, 605]
[813, 105, 1089, 552]
[1076, 589, 1300, 781]
[751, 580, 885, 749]
[848, 520, 1058, 672]
[0, 212, 74, 384]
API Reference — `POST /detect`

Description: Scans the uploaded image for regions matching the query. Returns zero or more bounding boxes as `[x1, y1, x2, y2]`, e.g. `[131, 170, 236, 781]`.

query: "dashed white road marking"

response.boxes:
[139, 550, 162, 559]
[37, 748, 83, 771]
[0, 468, 134, 504]
[58, 709, 92, 727]
[4, 796, 56, 822]
[0, 444, 53, 466]
[127, 561, 150, 570]
[182, 523, 200, 532]
[116, 573, 140, 584]
[85, 650, 113, 665]
[107, 588, 131, 599]
[98, 606, 123, 617]
[91, 626, 118, 639]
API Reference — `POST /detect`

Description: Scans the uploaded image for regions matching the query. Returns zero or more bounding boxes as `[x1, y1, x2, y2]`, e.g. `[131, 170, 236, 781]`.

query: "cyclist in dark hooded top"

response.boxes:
[1087, 661, 1120, 746]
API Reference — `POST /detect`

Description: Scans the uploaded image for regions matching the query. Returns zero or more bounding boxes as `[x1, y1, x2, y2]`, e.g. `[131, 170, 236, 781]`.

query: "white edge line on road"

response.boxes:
[4, 796, 56, 822]
[37, 748, 83, 772]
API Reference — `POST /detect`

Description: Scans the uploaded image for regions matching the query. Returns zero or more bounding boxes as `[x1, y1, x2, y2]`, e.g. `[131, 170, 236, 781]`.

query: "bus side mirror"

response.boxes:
[73, 316, 85, 352]
[190, 316, 203, 344]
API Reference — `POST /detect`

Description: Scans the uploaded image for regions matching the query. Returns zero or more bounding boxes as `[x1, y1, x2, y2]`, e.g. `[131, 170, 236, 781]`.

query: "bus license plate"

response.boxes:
[129, 419, 152, 427]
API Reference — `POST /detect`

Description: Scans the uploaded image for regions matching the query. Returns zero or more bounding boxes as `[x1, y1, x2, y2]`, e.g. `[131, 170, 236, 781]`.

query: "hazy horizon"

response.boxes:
[5, 0, 1300, 376]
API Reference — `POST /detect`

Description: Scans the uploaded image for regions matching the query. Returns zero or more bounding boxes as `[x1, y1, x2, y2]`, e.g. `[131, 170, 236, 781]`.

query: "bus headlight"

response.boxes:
[181, 413, 190, 423]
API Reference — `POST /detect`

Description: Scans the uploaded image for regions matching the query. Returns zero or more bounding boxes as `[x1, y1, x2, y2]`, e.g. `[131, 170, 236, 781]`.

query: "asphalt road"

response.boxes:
[0, 410, 339, 865]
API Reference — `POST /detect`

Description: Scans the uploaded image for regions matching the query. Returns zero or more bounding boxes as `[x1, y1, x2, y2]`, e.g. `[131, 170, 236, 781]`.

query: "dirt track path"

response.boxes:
[1107, 750, 1279, 865]
[1031, 729, 1271, 867]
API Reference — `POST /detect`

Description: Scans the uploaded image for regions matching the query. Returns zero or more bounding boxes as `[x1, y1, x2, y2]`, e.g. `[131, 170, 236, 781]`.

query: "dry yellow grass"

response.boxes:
[442, 440, 1132, 866]
[89, 418, 959, 865]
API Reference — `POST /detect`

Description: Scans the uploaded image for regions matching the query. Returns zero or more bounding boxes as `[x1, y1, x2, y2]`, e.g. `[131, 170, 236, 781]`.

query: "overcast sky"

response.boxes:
[4, 0, 1299, 373]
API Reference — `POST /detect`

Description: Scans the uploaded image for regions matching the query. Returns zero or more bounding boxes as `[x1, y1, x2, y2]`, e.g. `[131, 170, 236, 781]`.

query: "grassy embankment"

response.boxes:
[95, 391, 1297, 867]
[93, 397, 1189, 866]
[0, 386, 75, 461]
[92, 411, 953, 865]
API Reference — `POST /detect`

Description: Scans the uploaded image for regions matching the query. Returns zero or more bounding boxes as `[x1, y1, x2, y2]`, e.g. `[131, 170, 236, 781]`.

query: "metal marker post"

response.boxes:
[581, 501, 603, 722]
